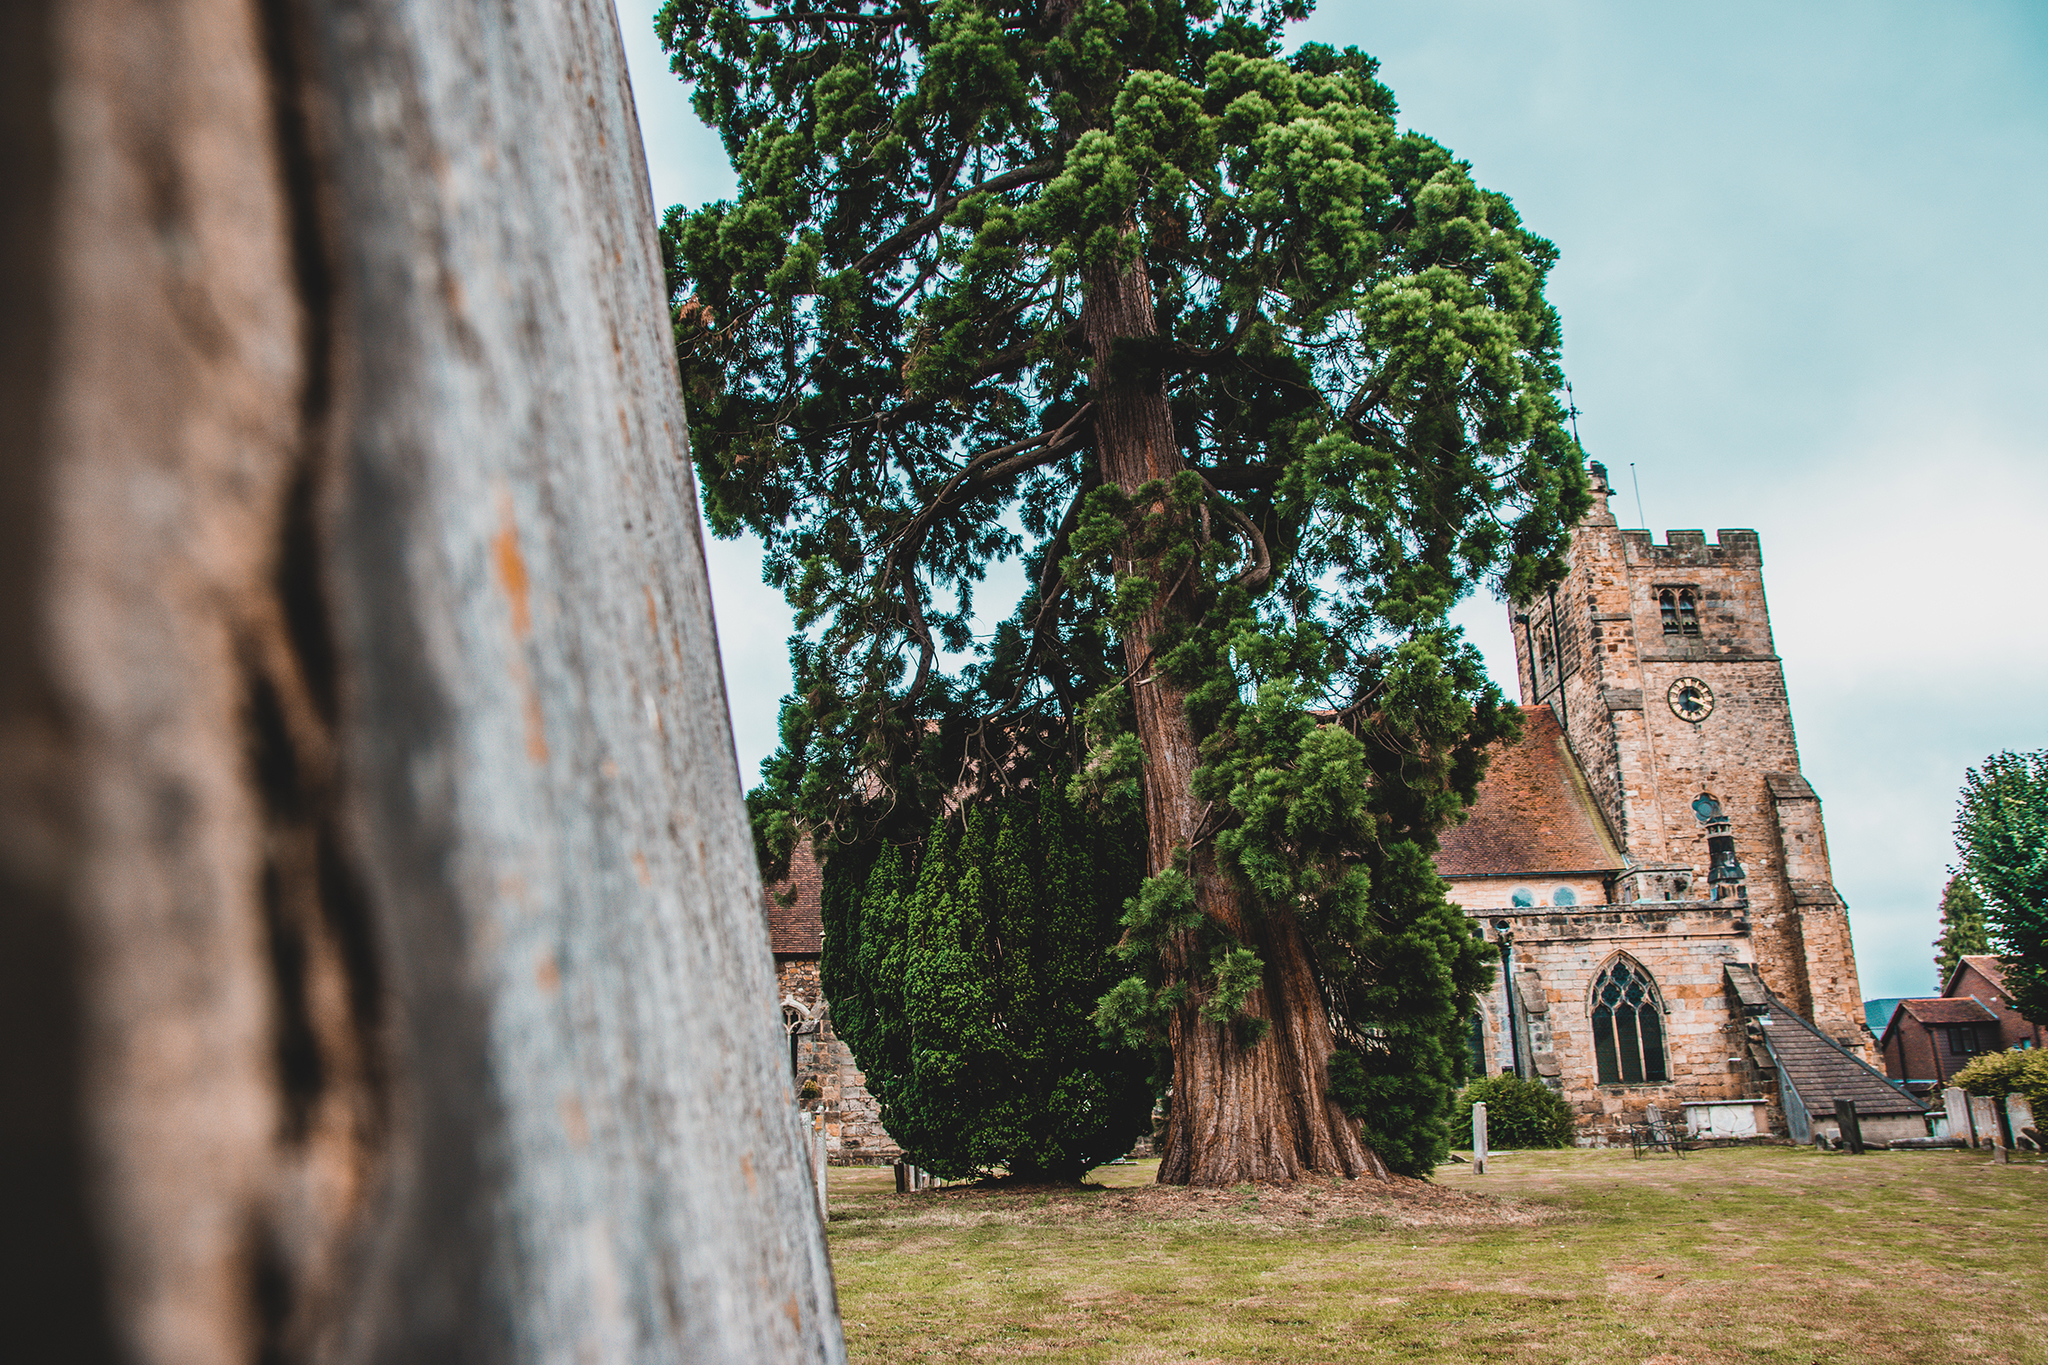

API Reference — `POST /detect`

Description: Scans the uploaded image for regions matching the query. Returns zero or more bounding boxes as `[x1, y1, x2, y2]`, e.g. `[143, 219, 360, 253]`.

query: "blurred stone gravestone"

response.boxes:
[1833, 1100, 1864, 1154]
[1968, 1094, 2004, 1159]
[1944, 1087, 1974, 1146]
[2006, 1094, 2038, 1152]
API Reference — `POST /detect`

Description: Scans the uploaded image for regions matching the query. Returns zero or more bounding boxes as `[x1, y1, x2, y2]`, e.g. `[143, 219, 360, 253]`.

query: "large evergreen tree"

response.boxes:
[822, 789, 1152, 1179]
[656, 0, 1586, 1181]
[1932, 872, 1989, 990]
[1955, 751, 2048, 1023]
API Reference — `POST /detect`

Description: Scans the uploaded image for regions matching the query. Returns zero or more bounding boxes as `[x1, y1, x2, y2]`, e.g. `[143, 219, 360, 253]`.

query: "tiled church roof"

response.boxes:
[1435, 706, 1626, 879]
[764, 838, 824, 956]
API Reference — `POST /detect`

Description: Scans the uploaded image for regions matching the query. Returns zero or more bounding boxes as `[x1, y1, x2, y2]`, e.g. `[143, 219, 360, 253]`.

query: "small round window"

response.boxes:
[1551, 887, 1578, 907]
[1509, 887, 1536, 908]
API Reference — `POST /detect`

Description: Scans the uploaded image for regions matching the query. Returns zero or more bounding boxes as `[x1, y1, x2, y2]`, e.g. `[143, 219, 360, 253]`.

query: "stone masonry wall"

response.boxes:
[777, 957, 901, 1165]
[1464, 901, 1782, 1142]
[1508, 474, 1871, 1063]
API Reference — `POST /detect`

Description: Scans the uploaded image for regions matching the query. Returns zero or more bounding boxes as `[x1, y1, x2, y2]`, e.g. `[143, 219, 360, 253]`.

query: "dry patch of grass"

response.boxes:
[825, 1146, 2048, 1363]
[827, 1161, 1562, 1235]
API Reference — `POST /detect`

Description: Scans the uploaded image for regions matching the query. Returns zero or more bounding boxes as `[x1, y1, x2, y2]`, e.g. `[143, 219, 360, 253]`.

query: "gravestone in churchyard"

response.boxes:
[1832, 1100, 1864, 1154]
[1944, 1087, 1974, 1146]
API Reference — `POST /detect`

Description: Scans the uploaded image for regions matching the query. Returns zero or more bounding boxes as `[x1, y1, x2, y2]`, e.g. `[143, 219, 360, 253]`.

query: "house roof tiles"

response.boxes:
[1897, 997, 2001, 1026]
[1435, 705, 1626, 879]
[1951, 954, 2010, 995]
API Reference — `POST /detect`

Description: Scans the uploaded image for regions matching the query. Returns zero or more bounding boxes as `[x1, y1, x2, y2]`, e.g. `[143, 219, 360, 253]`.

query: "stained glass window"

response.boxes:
[1591, 959, 1668, 1085]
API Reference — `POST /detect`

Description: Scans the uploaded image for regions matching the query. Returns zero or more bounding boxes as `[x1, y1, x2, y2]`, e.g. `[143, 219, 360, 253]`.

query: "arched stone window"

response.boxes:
[1660, 589, 1702, 637]
[1590, 957, 1669, 1085]
[781, 997, 819, 1078]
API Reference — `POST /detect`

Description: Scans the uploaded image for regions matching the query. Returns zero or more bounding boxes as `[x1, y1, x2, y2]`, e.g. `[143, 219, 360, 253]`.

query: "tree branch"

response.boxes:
[1342, 379, 1392, 424]
[888, 403, 1092, 551]
[851, 160, 1058, 275]
[1006, 486, 1089, 712]
[748, 12, 912, 25]
[1191, 463, 1278, 492]
[1193, 474, 1273, 593]
[874, 406, 1092, 707]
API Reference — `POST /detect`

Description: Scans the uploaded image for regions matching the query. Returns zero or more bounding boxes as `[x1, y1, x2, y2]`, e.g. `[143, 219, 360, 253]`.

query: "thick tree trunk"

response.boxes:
[1081, 252, 1385, 1186]
[0, 0, 843, 1360]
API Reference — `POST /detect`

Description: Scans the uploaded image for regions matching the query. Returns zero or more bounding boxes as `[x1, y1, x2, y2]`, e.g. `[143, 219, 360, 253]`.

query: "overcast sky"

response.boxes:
[615, 0, 2048, 1004]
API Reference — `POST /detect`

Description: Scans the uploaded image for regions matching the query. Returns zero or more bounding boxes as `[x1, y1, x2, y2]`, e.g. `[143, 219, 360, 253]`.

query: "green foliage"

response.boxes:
[1932, 873, 1989, 991]
[1954, 751, 2048, 1023]
[1453, 1075, 1576, 1150]
[660, 0, 1580, 1174]
[819, 788, 1153, 1180]
[1947, 1047, 2048, 1106]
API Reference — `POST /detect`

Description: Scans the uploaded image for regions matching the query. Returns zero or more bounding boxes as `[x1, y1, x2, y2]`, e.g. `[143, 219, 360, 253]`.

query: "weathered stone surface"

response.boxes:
[777, 958, 901, 1165]
[1448, 464, 1872, 1143]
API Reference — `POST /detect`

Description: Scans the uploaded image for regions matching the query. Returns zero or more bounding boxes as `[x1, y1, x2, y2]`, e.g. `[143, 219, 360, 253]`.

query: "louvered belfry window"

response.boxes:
[1591, 959, 1669, 1085]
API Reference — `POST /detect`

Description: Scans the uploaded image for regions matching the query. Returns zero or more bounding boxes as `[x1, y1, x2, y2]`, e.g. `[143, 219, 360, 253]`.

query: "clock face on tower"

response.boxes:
[1668, 676, 1715, 722]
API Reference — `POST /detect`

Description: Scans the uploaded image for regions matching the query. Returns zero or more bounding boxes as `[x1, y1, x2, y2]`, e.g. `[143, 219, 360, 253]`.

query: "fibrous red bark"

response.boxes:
[1080, 248, 1386, 1187]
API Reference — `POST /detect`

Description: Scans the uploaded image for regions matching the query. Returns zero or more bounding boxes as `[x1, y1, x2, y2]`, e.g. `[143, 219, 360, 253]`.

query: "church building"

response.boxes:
[1437, 463, 1924, 1143]
[769, 461, 1926, 1156]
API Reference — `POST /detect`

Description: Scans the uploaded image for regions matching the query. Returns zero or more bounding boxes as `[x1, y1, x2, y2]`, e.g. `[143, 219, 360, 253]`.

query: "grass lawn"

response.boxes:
[823, 1144, 2047, 1363]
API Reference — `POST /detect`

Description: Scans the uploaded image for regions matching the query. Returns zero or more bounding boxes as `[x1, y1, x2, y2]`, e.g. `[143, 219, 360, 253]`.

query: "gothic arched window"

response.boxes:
[1677, 591, 1700, 637]
[1591, 958, 1669, 1085]
[1660, 590, 1679, 635]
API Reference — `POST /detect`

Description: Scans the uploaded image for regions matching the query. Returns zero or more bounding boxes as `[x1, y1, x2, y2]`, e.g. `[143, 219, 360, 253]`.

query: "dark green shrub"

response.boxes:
[819, 787, 1153, 1182]
[1457, 1075, 1576, 1149]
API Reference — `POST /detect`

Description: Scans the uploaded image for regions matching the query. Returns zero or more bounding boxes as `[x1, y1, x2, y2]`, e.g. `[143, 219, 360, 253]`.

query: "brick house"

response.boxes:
[1876, 955, 2044, 1092]
[1944, 954, 2046, 1052]
[767, 841, 900, 1165]
[1878, 997, 2003, 1092]
[1438, 462, 1909, 1143]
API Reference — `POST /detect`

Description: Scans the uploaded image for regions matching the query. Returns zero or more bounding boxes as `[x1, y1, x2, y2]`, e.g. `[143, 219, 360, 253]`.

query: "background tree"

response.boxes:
[1, 0, 839, 1358]
[1932, 872, 1989, 990]
[659, 0, 1585, 1182]
[1948, 1047, 2048, 1108]
[1955, 751, 2048, 1024]
[821, 789, 1152, 1180]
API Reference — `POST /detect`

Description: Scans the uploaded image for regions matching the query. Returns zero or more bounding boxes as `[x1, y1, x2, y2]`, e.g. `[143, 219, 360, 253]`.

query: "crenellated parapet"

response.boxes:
[1620, 528, 1764, 565]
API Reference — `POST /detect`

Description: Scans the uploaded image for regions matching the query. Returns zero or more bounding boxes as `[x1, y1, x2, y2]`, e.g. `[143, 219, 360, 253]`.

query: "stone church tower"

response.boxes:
[1513, 462, 1866, 1042]
[1438, 463, 1901, 1141]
